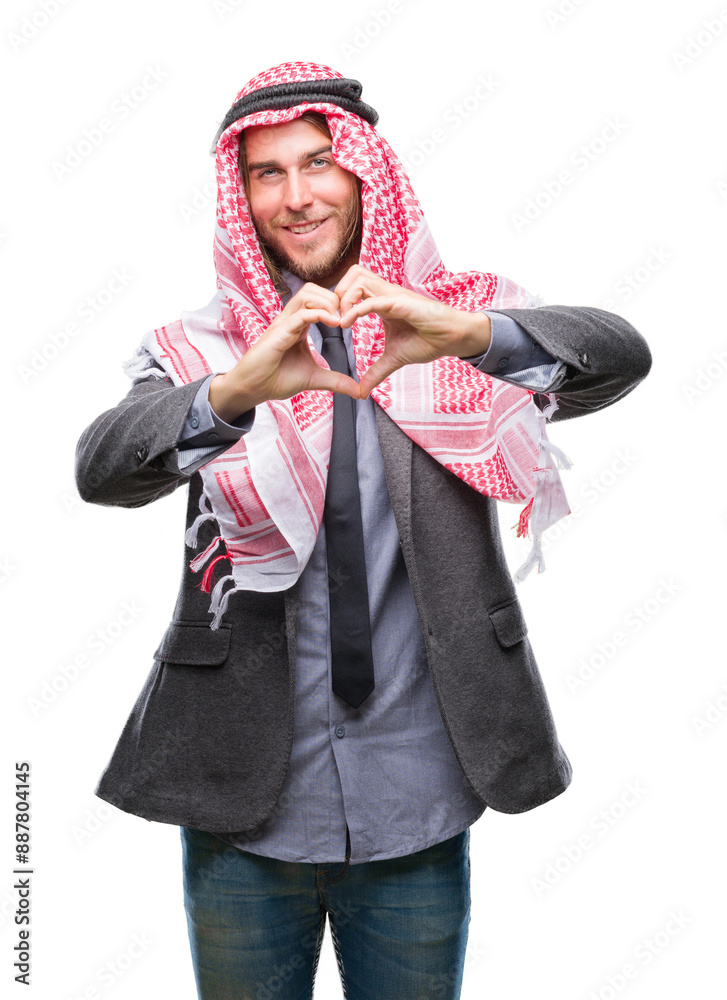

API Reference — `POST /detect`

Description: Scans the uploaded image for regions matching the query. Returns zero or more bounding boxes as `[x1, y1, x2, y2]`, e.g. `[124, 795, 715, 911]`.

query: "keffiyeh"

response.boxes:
[127, 61, 572, 627]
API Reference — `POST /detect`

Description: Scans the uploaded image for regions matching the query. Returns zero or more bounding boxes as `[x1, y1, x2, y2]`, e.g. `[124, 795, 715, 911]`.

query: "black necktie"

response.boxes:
[318, 323, 375, 709]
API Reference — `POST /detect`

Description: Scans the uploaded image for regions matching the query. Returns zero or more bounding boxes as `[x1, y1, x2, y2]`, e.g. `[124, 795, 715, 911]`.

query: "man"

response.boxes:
[75, 61, 651, 1000]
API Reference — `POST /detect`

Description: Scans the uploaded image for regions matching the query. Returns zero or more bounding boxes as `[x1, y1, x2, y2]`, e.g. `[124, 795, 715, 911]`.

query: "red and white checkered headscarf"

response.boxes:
[131, 61, 572, 627]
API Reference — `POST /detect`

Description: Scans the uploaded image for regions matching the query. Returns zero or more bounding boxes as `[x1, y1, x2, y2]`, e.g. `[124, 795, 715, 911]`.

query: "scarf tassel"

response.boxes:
[209, 574, 238, 630]
[185, 486, 237, 625]
[513, 537, 545, 582]
[184, 492, 215, 549]
[541, 437, 573, 471]
[199, 553, 229, 594]
[514, 497, 534, 538]
[511, 394, 573, 581]
[189, 534, 223, 572]
[188, 533, 230, 595]
[186, 490, 216, 548]
[185, 512, 216, 549]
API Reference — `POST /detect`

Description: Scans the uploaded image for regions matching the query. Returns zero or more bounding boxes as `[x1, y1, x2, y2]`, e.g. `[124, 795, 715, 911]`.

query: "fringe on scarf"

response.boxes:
[512, 393, 573, 582]
[185, 491, 217, 548]
[122, 345, 168, 383]
[185, 492, 237, 627]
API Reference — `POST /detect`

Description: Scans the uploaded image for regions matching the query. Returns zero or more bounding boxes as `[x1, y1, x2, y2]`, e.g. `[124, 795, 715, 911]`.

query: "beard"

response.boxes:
[252, 185, 362, 287]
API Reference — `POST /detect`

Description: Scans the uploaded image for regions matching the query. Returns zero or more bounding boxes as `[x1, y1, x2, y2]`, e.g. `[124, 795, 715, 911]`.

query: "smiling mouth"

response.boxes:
[283, 218, 328, 234]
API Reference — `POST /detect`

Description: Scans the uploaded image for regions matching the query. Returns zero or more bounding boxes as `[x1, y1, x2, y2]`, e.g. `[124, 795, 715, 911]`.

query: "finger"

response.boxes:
[337, 282, 376, 318]
[357, 354, 402, 399]
[285, 283, 342, 321]
[307, 369, 362, 400]
[286, 307, 345, 336]
[330, 263, 363, 302]
[332, 264, 368, 303]
[336, 270, 388, 315]
[338, 294, 397, 329]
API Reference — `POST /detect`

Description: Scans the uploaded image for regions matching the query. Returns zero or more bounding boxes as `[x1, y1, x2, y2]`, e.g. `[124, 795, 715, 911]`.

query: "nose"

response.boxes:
[283, 169, 314, 213]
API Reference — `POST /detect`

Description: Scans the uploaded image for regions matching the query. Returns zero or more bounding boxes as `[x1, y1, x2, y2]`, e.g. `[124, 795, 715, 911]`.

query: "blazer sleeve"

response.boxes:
[485, 304, 652, 422]
[75, 372, 209, 508]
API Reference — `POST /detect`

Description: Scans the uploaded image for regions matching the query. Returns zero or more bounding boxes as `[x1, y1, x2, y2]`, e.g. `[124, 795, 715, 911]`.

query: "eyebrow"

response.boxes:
[247, 145, 334, 173]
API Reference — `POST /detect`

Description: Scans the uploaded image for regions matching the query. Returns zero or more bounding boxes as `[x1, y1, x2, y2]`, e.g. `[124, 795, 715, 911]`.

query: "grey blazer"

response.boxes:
[75, 305, 652, 832]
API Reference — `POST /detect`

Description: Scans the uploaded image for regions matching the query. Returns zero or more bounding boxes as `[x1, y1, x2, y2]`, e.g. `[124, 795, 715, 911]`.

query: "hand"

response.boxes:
[335, 265, 491, 399]
[209, 283, 362, 422]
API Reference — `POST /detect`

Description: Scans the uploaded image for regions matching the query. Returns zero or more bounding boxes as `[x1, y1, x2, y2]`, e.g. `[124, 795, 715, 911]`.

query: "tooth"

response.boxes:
[289, 221, 321, 233]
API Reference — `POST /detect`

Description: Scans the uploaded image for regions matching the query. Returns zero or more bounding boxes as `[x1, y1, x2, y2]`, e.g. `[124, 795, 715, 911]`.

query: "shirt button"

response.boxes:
[335, 726, 345, 738]
[497, 357, 509, 370]
[190, 416, 200, 428]
[134, 445, 148, 463]
[577, 351, 591, 368]
[208, 432, 219, 442]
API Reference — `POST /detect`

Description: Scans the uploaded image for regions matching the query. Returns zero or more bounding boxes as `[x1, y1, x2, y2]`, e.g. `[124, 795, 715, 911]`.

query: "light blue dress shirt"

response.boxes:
[169, 272, 563, 863]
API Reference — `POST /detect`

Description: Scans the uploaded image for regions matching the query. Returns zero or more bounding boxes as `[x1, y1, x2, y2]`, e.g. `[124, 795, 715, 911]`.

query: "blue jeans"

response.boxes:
[180, 825, 471, 1000]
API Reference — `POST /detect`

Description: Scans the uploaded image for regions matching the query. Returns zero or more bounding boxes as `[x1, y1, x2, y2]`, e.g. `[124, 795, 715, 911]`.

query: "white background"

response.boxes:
[2, 0, 725, 997]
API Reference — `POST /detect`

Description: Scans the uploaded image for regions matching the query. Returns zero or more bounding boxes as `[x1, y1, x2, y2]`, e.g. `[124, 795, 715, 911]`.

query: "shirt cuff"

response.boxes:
[177, 372, 256, 448]
[461, 311, 558, 374]
[175, 443, 230, 475]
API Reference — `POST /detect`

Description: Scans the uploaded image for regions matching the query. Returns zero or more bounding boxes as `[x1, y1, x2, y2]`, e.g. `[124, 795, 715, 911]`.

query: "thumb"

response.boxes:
[357, 354, 401, 400]
[308, 368, 362, 400]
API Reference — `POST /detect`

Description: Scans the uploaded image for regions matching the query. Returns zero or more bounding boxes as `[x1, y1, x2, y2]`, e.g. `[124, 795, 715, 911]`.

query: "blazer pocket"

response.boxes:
[152, 620, 232, 666]
[488, 597, 529, 647]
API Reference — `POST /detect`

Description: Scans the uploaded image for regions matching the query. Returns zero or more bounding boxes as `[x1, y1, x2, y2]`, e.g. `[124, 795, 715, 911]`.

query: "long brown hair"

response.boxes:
[237, 111, 363, 297]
